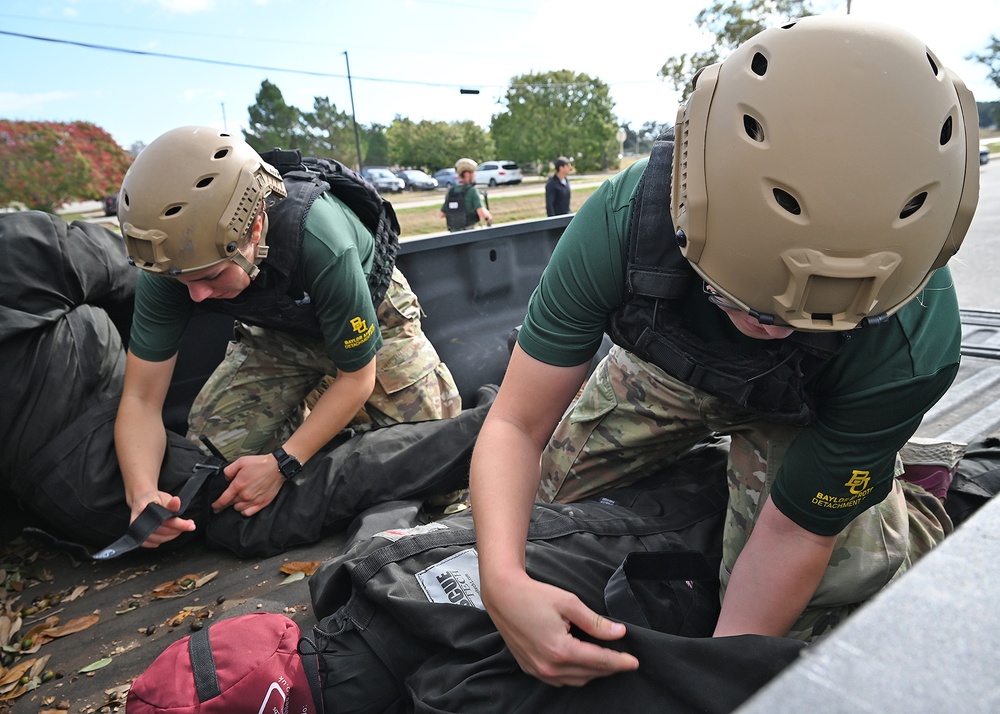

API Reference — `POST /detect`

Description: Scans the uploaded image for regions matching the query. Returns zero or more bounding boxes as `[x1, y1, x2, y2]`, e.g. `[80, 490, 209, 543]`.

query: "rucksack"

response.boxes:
[129, 445, 806, 714]
[299, 444, 805, 714]
[442, 184, 479, 231]
[259, 148, 400, 309]
[126, 612, 322, 714]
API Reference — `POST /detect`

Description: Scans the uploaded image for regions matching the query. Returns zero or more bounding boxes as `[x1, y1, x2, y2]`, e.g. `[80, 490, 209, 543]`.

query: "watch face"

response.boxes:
[274, 449, 302, 478]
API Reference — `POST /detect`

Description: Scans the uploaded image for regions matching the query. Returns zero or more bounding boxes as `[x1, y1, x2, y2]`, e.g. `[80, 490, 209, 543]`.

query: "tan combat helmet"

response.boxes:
[671, 15, 980, 331]
[455, 157, 478, 176]
[119, 126, 287, 278]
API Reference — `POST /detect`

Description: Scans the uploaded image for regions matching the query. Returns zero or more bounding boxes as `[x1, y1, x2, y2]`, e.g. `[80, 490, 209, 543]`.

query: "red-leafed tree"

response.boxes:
[0, 120, 132, 212]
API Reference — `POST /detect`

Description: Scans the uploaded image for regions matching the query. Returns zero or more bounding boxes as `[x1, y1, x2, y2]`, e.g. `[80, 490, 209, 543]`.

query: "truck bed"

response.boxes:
[3, 216, 997, 713]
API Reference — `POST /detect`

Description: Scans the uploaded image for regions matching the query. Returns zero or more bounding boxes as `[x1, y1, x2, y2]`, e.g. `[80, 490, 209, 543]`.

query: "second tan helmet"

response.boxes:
[119, 126, 286, 276]
[671, 15, 980, 331]
[455, 158, 478, 176]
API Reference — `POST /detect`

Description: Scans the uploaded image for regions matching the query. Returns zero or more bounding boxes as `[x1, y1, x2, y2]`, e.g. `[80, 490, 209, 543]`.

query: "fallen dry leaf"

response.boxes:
[167, 606, 210, 628]
[44, 614, 100, 638]
[279, 561, 322, 576]
[194, 571, 218, 588]
[63, 585, 88, 603]
[0, 656, 41, 687]
[151, 573, 214, 599]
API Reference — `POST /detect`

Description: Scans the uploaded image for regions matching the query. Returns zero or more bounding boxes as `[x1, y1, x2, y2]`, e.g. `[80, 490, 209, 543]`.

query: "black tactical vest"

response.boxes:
[605, 133, 850, 425]
[202, 151, 400, 338]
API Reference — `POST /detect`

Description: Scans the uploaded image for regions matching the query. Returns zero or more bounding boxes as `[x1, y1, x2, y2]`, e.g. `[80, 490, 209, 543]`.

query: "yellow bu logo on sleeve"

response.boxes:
[344, 316, 376, 349]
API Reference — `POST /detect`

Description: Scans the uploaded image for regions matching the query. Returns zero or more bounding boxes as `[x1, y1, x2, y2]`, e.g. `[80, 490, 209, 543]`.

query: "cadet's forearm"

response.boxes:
[116, 351, 177, 507]
[472, 349, 590, 587]
[714, 498, 836, 637]
[116, 394, 169, 507]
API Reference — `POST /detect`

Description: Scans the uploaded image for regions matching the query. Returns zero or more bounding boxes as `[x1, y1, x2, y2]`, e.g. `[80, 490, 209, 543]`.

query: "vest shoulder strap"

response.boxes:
[626, 133, 691, 301]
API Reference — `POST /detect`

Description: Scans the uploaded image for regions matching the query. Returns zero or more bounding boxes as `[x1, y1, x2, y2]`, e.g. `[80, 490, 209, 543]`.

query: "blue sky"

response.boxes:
[1, 0, 997, 150]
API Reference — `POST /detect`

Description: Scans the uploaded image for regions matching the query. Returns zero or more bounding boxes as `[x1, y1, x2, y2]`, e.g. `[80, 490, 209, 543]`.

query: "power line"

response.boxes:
[0, 29, 471, 88]
[0, 28, 662, 93]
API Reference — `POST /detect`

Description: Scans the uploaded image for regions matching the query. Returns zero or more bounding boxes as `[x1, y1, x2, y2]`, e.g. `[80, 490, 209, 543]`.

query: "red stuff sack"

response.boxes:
[127, 612, 320, 713]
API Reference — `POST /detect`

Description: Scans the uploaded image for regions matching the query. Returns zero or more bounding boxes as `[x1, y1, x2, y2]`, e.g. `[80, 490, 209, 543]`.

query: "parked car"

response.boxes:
[982, 145, 991, 166]
[433, 168, 459, 189]
[395, 169, 438, 191]
[474, 160, 523, 187]
[102, 194, 119, 216]
[361, 168, 405, 193]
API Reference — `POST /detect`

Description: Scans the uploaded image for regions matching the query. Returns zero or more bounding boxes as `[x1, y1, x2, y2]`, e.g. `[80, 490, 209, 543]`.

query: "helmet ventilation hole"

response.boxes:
[751, 52, 768, 76]
[164, 206, 182, 217]
[213, 149, 229, 160]
[773, 188, 801, 215]
[122, 191, 129, 207]
[940, 116, 953, 145]
[926, 52, 939, 76]
[196, 177, 214, 188]
[899, 192, 927, 220]
[743, 115, 765, 142]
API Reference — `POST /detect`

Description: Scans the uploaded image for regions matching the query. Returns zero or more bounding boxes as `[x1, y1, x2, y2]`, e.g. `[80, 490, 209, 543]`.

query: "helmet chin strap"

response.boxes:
[229, 211, 269, 281]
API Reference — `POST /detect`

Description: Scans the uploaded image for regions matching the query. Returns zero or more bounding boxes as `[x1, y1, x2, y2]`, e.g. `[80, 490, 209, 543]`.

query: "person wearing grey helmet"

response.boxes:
[470, 15, 980, 686]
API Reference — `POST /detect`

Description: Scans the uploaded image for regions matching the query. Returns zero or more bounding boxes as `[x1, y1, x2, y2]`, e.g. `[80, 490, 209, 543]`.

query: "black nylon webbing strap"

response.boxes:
[603, 551, 722, 631]
[620, 550, 721, 582]
[23, 459, 221, 561]
[188, 627, 222, 702]
[89, 461, 220, 559]
[349, 498, 722, 588]
[299, 647, 325, 713]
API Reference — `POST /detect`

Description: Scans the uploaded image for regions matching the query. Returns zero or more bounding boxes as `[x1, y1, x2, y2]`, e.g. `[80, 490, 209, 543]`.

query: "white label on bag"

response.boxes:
[415, 548, 484, 609]
[374, 522, 448, 542]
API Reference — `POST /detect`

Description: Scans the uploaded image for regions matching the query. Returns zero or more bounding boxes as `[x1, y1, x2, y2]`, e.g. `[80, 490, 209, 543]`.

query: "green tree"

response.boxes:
[302, 96, 356, 163]
[363, 123, 390, 167]
[636, 120, 673, 154]
[968, 35, 1000, 90]
[243, 79, 306, 152]
[659, 0, 812, 101]
[387, 118, 493, 171]
[490, 69, 616, 174]
[977, 101, 1000, 130]
[969, 37, 1000, 127]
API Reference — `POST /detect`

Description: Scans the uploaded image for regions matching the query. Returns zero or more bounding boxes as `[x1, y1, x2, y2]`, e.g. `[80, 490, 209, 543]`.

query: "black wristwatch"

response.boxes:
[272, 447, 303, 479]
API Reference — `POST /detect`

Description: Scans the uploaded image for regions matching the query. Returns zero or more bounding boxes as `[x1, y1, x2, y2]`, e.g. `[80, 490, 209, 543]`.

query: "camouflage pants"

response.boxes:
[540, 345, 951, 642]
[188, 267, 461, 460]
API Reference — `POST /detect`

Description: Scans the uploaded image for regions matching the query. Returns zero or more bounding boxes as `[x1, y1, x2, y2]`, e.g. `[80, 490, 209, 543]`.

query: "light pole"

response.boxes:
[343, 50, 363, 172]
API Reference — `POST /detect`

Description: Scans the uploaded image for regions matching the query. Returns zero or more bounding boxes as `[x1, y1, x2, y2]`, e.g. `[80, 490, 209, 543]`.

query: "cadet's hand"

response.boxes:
[212, 455, 284, 517]
[483, 572, 639, 686]
[129, 491, 196, 548]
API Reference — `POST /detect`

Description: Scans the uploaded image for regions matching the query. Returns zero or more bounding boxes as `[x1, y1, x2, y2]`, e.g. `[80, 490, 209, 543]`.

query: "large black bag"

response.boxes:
[304, 445, 806, 714]
[0, 212, 208, 547]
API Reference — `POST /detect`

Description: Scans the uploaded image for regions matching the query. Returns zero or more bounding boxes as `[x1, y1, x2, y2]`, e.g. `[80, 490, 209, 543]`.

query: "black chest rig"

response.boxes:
[203, 151, 400, 338]
[605, 135, 850, 425]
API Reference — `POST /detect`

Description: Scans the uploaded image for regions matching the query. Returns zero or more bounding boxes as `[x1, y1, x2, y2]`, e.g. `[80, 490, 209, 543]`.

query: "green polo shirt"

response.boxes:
[129, 192, 381, 372]
[519, 159, 961, 536]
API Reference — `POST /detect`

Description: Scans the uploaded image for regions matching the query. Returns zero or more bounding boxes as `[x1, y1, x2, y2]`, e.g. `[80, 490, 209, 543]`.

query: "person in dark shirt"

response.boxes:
[544, 156, 572, 216]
